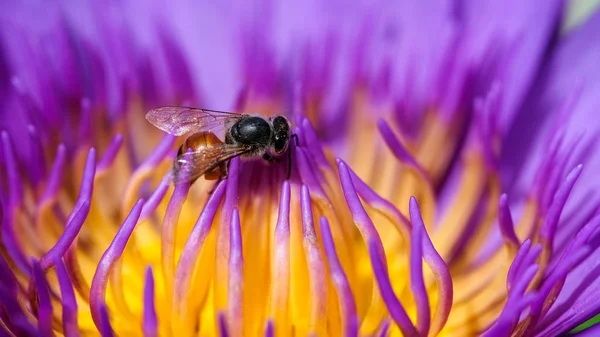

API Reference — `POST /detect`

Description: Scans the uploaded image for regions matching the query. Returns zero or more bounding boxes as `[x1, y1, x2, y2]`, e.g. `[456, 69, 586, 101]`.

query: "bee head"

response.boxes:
[270, 116, 291, 154]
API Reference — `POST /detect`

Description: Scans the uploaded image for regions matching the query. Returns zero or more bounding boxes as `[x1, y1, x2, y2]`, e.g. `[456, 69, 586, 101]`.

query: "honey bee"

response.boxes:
[145, 107, 297, 185]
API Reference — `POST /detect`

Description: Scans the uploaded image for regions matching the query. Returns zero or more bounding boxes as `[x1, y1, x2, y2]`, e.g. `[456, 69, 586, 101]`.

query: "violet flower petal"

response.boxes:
[172, 181, 226, 318]
[408, 197, 431, 336]
[97, 134, 123, 172]
[39, 200, 90, 270]
[90, 199, 144, 330]
[98, 303, 114, 337]
[300, 185, 327, 333]
[40, 144, 67, 204]
[32, 261, 53, 337]
[228, 208, 243, 336]
[143, 266, 158, 337]
[459, 0, 565, 132]
[337, 160, 418, 337]
[320, 216, 358, 337]
[55, 257, 79, 337]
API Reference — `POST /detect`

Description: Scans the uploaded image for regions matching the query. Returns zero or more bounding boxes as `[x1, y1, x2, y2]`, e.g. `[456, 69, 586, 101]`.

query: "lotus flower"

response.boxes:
[1, 1, 600, 336]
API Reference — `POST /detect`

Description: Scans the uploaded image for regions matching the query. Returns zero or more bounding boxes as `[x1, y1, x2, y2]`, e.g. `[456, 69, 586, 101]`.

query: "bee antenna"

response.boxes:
[287, 134, 299, 180]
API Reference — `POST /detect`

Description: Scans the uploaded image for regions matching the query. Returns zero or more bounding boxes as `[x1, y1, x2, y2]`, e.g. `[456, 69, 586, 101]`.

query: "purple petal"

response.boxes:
[539, 164, 583, 247]
[376, 320, 391, 337]
[32, 261, 53, 337]
[344, 164, 452, 335]
[502, 8, 600, 217]
[157, 27, 196, 103]
[368, 240, 418, 337]
[300, 118, 328, 168]
[320, 216, 358, 337]
[160, 181, 190, 283]
[498, 194, 520, 251]
[535, 218, 600, 335]
[41, 144, 67, 203]
[67, 148, 96, 226]
[90, 199, 144, 330]
[221, 157, 240, 245]
[78, 99, 93, 144]
[547, 215, 600, 276]
[337, 160, 418, 336]
[506, 239, 532, 289]
[39, 200, 90, 271]
[269, 181, 291, 329]
[173, 181, 226, 315]
[0, 256, 37, 336]
[228, 208, 243, 336]
[55, 258, 79, 337]
[377, 119, 431, 183]
[124, 134, 175, 219]
[264, 320, 274, 337]
[484, 265, 539, 336]
[143, 266, 158, 337]
[216, 157, 240, 312]
[1, 131, 23, 207]
[218, 312, 229, 337]
[1, 206, 29, 274]
[459, 0, 565, 132]
[98, 303, 114, 337]
[138, 134, 176, 170]
[337, 160, 382, 242]
[524, 247, 592, 335]
[295, 146, 326, 199]
[27, 124, 46, 186]
[300, 185, 327, 333]
[508, 241, 542, 290]
[139, 179, 170, 221]
[97, 134, 123, 172]
[408, 197, 431, 336]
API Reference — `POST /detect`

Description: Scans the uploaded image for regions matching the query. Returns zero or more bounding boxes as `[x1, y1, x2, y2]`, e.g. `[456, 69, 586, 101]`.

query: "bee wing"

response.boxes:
[169, 143, 253, 185]
[146, 107, 244, 136]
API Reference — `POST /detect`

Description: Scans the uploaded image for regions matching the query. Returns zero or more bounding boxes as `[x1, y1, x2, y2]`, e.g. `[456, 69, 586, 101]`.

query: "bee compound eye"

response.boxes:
[274, 137, 288, 154]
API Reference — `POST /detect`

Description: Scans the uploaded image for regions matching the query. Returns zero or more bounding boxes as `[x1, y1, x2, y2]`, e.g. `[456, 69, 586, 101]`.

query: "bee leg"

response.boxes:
[207, 162, 229, 195]
[287, 134, 299, 180]
[225, 159, 231, 176]
[208, 175, 224, 194]
[262, 153, 280, 163]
